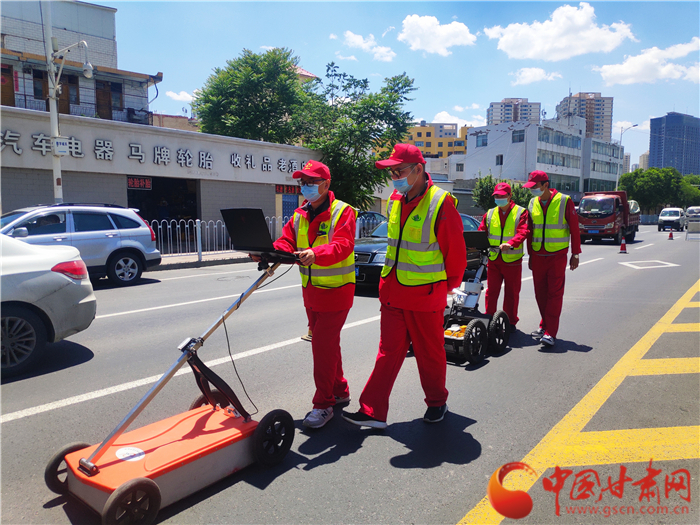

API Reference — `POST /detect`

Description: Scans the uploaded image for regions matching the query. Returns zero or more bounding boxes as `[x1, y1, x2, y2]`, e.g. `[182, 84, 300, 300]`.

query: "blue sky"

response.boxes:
[100, 1, 699, 165]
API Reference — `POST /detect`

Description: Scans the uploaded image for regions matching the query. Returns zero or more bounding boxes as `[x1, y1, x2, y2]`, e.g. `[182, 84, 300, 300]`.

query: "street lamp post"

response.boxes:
[615, 123, 638, 190]
[40, 1, 93, 203]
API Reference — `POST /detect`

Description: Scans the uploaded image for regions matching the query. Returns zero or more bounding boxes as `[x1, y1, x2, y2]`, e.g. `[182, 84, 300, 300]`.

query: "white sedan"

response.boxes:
[1, 235, 97, 377]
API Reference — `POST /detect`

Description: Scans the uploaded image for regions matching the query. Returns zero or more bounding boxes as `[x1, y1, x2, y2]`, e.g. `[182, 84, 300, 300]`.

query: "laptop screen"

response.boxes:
[221, 208, 276, 252]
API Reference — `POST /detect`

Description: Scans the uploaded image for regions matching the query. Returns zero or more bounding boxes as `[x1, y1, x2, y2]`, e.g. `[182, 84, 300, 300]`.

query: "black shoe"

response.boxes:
[423, 404, 448, 423]
[342, 410, 387, 429]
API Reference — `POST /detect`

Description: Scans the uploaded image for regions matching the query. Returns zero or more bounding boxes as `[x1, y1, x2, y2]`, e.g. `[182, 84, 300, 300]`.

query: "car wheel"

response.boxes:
[1, 305, 48, 377]
[107, 252, 143, 286]
[657, 225, 662, 231]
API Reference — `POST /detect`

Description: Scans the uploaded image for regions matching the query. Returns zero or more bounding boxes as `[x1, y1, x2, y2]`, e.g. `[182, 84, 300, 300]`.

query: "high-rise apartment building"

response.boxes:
[639, 151, 649, 171]
[487, 98, 541, 125]
[405, 121, 467, 158]
[556, 92, 613, 142]
[622, 153, 631, 174]
[649, 112, 700, 175]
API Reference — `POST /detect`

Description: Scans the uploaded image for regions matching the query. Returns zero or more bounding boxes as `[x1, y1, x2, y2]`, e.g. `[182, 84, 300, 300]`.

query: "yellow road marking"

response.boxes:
[459, 279, 700, 525]
[686, 301, 700, 308]
[630, 358, 700, 375]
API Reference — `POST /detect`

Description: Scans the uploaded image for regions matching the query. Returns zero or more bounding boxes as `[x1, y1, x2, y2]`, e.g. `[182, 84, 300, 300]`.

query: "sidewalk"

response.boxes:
[151, 251, 252, 271]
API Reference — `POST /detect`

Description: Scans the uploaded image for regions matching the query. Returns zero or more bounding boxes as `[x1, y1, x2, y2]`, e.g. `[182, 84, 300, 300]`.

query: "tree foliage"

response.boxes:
[193, 48, 307, 143]
[473, 173, 532, 212]
[619, 167, 700, 212]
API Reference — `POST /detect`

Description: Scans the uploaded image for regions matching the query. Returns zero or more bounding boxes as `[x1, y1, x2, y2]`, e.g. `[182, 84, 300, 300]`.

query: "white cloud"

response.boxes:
[433, 111, 486, 129]
[382, 26, 395, 38]
[343, 30, 396, 62]
[453, 105, 464, 112]
[510, 67, 562, 86]
[612, 120, 650, 139]
[166, 91, 193, 102]
[335, 51, 358, 61]
[595, 37, 700, 85]
[260, 46, 275, 51]
[484, 2, 635, 61]
[453, 103, 480, 112]
[469, 103, 480, 110]
[329, 34, 338, 40]
[398, 14, 477, 56]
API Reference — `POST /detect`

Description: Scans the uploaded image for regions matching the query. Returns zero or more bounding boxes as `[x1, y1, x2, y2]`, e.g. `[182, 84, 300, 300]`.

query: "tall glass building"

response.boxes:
[649, 112, 700, 175]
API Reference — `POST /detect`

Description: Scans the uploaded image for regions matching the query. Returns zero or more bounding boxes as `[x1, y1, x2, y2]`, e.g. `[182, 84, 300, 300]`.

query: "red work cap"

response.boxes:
[293, 160, 331, 180]
[523, 170, 549, 188]
[375, 143, 426, 168]
[493, 182, 512, 196]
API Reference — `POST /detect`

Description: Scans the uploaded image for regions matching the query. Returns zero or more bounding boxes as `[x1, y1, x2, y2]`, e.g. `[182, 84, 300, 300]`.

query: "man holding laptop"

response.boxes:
[271, 160, 357, 429]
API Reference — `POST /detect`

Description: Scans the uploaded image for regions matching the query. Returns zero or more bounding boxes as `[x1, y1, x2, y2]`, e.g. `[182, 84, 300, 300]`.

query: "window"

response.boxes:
[16, 212, 67, 236]
[111, 83, 123, 109]
[73, 212, 115, 232]
[512, 130, 525, 143]
[438, 151, 443, 157]
[455, 163, 464, 172]
[33, 70, 45, 99]
[448, 142, 453, 148]
[496, 155, 503, 166]
[438, 142, 443, 147]
[455, 140, 464, 147]
[66, 76, 80, 105]
[417, 132, 422, 137]
[415, 141, 424, 147]
[476, 134, 488, 147]
[110, 214, 141, 229]
[408, 134, 413, 141]
[426, 132, 431, 137]
[426, 142, 431, 147]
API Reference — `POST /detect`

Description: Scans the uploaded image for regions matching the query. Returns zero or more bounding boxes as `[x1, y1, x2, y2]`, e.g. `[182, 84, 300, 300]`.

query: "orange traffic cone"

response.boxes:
[619, 237, 628, 253]
[668, 230, 674, 240]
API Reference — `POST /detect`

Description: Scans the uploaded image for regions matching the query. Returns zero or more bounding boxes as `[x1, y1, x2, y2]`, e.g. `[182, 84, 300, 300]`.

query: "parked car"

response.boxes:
[657, 208, 687, 231]
[357, 211, 387, 237]
[1, 235, 97, 377]
[353, 213, 482, 286]
[686, 206, 700, 219]
[0, 204, 161, 286]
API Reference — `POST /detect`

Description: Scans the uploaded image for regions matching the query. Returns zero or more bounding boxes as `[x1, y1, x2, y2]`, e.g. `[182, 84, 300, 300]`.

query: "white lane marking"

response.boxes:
[634, 243, 654, 250]
[1, 315, 381, 424]
[158, 269, 253, 281]
[619, 260, 680, 270]
[95, 284, 301, 319]
[482, 258, 602, 292]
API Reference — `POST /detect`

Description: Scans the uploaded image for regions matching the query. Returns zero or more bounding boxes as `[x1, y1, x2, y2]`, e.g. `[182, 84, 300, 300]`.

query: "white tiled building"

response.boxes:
[487, 98, 541, 126]
[555, 92, 614, 142]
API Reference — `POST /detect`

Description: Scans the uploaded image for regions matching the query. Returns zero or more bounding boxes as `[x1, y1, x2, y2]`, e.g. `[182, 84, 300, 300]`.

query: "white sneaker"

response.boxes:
[303, 407, 334, 428]
[540, 334, 555, 346]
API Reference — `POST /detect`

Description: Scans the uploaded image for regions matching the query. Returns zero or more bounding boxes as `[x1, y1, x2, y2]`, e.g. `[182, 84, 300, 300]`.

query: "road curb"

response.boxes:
[148, 257, 252, 272]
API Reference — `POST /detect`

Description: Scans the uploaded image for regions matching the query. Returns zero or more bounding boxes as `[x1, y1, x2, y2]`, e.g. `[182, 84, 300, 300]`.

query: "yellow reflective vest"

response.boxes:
[293, 199, 356, 288]
[486, 204, 525, 263]
[381, 185, 449, 286]
[528, 192, 571, 252]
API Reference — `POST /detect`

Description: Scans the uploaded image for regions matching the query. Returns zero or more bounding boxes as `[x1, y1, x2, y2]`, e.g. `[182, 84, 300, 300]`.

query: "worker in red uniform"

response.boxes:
[477, 182, 529, 332]
[523, 170, 581, 347]
[343, 144, 466, 429]
[272, 160, 357, 429]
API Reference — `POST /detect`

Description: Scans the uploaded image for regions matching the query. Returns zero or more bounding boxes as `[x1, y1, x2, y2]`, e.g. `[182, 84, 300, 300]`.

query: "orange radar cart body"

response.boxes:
[44, 253, 294, 525]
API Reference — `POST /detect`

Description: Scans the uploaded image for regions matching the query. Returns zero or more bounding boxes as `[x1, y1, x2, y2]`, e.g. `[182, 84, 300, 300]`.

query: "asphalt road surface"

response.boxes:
[2, 226, 699, 525]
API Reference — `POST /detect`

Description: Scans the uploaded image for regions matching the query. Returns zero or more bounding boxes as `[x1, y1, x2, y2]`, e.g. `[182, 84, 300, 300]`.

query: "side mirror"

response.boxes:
[12, 227, 29, 238]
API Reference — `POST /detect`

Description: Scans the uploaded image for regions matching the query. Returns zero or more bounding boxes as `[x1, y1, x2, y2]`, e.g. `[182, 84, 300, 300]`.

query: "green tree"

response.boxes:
[511, 184, 533, 208]
[192, 48, 307, 143]
[473, 174, 532, 212]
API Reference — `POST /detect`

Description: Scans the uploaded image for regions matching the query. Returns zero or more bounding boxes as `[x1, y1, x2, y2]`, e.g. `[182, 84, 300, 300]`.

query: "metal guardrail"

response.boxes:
[150, 215, 385, 260]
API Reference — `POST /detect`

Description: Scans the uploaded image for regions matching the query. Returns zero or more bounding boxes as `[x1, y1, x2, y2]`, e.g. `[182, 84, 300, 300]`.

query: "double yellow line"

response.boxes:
[460, 279, 700, 524]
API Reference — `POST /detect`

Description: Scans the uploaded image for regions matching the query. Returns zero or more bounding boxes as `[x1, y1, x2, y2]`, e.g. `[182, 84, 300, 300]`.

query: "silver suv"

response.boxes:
[657, 207, 687, 232]
[1, 204, 161, 286]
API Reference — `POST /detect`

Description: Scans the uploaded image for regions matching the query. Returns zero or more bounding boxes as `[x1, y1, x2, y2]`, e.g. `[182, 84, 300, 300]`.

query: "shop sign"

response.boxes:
[128, 176, 152, 190]
[276, 184, 301, 194]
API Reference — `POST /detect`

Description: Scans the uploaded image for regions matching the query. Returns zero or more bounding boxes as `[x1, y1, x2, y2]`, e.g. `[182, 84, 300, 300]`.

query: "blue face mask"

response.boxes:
[392, 177, 413, 194]
[494, 198, 509, 207]
[301, 183, 322, 202]
[530, 188, 544, 197]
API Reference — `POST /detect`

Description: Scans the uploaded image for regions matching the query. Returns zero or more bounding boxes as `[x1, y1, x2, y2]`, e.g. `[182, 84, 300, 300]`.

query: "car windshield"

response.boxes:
[579, 197, 615, 214]
[0, 211, 30, 229]
[461, 215, 479, 231]
[660, 210, 680, 217]
[370, 221, 388, 237]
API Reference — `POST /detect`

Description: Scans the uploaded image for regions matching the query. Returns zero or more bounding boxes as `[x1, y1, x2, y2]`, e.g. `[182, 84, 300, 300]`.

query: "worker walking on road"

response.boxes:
[343, 144, 466, 429]
[477, 183, 529, 333]
[272, 160, 357, 429]
[523, 170, 581, 347]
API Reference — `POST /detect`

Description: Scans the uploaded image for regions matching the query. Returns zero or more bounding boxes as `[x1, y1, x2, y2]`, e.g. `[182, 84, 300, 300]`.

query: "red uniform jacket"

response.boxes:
[526, 189, 582, 256]
[478, 201, 530, 264]
[273, 191, 356, 312]
[379, 175, 466, 312]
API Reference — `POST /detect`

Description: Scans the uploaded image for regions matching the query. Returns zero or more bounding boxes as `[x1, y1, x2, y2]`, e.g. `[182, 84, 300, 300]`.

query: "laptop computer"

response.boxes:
[463, 230, 491, 250]
[221, 208, 299, 263]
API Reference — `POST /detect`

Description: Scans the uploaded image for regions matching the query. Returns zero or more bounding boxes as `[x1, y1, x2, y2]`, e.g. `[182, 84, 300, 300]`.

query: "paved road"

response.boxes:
[2, 227, 698, 524]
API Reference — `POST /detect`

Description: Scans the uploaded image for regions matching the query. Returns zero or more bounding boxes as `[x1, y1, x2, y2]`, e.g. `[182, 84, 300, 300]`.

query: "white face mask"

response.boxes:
[531, 188, 544, 197]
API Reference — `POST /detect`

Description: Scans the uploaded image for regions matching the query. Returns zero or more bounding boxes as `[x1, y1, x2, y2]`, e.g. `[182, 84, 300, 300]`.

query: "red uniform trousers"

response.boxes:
[306, 308, 351, 409]
[359, 305, 448, 422]
[485, 258, 523, 326]
[530, 251, 567, 338]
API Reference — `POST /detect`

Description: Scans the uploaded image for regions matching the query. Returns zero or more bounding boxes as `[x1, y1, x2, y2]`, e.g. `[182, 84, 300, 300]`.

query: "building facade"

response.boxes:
[623, 153, 631, 174]
[405, 121, 467, 158]
[639, 151, 649, 170]
[487, 98, 541, 125]
[649, 112, 700, 175]
[556, 92, 613, 142]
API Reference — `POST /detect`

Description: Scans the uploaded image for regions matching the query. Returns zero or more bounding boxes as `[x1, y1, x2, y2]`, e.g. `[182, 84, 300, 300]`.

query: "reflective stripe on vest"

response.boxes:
[486, 205, 525, 262]
[381, 185, 449, 286]
[528, 192, 571, 252]
[293, 199, 356, 288]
